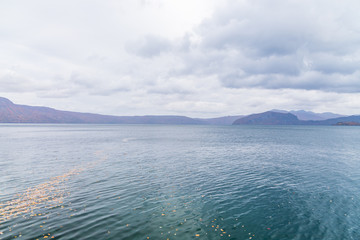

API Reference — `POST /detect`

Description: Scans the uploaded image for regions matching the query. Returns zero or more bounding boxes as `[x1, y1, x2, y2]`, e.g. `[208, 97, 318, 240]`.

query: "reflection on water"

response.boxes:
[0, 151, 107, 224]
[1, 124, 360, 239]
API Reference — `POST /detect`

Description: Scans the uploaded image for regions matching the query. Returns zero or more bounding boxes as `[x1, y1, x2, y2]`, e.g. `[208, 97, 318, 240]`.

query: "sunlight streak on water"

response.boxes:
[0, 151, 107, 224]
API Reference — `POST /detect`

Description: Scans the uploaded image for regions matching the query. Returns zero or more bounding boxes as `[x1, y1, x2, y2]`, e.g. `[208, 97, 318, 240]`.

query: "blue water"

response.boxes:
[1, 124, 360, 239]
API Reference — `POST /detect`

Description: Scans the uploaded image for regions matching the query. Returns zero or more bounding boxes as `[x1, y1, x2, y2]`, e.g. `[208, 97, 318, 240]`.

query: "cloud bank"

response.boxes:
[1, 0, 360, 116]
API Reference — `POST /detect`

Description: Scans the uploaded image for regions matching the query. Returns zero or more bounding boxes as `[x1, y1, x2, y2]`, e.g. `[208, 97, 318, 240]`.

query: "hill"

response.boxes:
[1, 97, 359, 125]
[271, 109, 346, 121]
[0, 97, 202, 124]
[233, 111, 302, 125]
[232, 111, 360, 126]
[311, 115, 360, 125]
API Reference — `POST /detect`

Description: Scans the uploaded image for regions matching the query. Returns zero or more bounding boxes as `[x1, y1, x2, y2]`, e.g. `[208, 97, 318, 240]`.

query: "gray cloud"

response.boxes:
[1, 0, 360, 117]
[170, 0, 360, 92]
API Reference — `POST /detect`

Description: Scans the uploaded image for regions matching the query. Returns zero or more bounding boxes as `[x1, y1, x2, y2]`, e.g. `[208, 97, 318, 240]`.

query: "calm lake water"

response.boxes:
[1, 124, 360, 239]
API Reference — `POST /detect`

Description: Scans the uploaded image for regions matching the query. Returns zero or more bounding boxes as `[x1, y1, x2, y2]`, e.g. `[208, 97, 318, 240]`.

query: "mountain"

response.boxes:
[233, 111, 302, 125]
[311, 115, 360, 125]
[232, 111, 360, 126]
[1, 97, 358, 125]
[314, 112, 346, 120]
[271, 109, 346, 121]
[0, 97, 202, 124]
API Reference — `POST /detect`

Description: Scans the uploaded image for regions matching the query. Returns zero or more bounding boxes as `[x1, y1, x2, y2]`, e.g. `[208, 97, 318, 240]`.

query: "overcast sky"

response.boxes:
[1, 0, 360, 117]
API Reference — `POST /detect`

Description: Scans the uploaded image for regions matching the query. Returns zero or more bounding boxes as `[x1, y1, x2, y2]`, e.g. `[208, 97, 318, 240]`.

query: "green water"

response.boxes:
[1, 124, 360, 239]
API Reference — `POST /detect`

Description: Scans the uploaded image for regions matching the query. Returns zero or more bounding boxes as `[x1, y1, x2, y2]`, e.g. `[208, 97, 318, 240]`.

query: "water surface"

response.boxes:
[1, 124, 360, 239]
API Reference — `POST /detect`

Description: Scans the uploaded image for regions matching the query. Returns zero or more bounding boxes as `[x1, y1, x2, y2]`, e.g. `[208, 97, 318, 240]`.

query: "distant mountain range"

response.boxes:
[0, 97, 359, 125]
[0, 97, 204, 124]
[233, 111, 300, 125]
[233, 111, 360, 126]
[270, 109, 345, 121]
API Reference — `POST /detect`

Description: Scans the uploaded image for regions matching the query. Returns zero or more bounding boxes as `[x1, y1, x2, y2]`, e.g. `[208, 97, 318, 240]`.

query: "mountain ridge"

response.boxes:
[0, 97, 357, 125]
[0, 97, 204, 124]
[233, 111, 302, 125]
[233, 111, 360, 126]
[271, 109, 346, 121]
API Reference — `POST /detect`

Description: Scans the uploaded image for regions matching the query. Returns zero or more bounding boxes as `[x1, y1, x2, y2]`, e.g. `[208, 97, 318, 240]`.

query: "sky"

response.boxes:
[1, 0, 360, 117]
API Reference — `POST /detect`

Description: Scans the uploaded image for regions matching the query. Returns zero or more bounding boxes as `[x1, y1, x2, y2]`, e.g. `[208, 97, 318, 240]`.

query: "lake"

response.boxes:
[1, 124, 360, 239]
